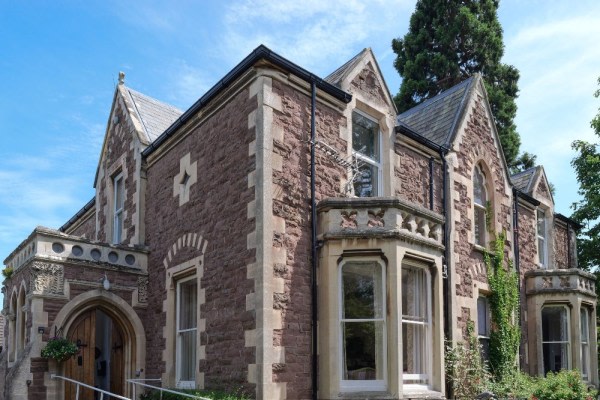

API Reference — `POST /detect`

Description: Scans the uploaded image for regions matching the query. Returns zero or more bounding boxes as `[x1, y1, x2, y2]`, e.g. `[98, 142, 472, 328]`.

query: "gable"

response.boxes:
[532, 167, 554, 205]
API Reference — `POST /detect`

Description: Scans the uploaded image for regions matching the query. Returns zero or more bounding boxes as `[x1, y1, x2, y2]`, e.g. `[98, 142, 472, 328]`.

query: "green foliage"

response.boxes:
[487, 369, 535, 399]
[532, 370, 597, 400]
[571, 76, 600, 274]
[40, 337, 78, 362]
[139, 388, 250, 400]
[485, 232, 520, 380]
[392, 0, 522, 166]
[2, 267, 13, 279]
[510, 152, 537, 175]
[445, 321, 490, 399]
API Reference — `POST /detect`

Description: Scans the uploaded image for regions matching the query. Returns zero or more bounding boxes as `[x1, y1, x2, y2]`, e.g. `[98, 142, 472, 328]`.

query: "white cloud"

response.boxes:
[503, 12, 600, 213]
[221, 0, 412, 74]
[167, 60, 214, 108]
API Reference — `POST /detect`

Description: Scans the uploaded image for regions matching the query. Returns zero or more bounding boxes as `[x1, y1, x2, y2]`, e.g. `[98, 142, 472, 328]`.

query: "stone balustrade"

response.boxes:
[4, 226, 148, 272]
[317, 197, 445, 249]
[525, 268, 596, 297]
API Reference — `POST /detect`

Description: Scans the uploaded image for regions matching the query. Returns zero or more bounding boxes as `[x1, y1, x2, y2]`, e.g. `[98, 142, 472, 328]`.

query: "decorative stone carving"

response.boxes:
[340, 211, 358, 229]
[541, 277, 553, 289]
[30, 262, 64, 295]
[137, 277, 149, 303]
[367, 209, 385, 227]
[559, 276, 570, 288]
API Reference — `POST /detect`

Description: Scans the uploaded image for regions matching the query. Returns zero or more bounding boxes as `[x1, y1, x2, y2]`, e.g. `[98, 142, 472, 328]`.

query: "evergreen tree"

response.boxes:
[392, 0, 521, 166]
[571, 76, 600, 273]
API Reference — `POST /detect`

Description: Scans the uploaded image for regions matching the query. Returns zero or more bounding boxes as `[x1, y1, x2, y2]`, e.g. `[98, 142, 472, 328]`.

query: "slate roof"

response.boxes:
[124, 87, 183, 143]
[396, 76, 476, 147]
[325, 48, 369, 88]
[511, 166, 538, 194]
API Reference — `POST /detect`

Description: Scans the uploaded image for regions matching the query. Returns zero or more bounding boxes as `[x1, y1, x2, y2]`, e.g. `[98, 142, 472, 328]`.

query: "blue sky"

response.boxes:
[1, 0, 600, 267]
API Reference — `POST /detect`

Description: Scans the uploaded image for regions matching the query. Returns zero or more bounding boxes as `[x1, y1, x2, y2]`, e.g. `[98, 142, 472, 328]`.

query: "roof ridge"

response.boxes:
[510, 166, 537, 178]
[324, 48, 369, 85]
[124, 85, 183, 113]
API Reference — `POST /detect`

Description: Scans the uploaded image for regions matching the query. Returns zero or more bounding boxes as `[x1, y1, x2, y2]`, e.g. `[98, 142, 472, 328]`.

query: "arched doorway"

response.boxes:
[64, 308, 126, 400]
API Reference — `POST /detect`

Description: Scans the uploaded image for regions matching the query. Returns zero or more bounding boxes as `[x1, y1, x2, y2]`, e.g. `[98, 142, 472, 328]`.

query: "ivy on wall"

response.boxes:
[485, 231, 521, 380]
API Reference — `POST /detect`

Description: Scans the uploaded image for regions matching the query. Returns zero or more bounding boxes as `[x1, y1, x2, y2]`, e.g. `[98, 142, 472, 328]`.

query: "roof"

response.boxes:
[510, 167, 537, 193]
[143, 44, 352, 157]
[396, 76, 476, 147]
[324, 48, 369, 88]
[124, 87, 183, 143]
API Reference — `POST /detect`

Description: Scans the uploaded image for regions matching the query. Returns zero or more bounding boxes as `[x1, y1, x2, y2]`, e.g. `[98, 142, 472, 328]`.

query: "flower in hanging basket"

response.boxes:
[41, 337, 79, 362]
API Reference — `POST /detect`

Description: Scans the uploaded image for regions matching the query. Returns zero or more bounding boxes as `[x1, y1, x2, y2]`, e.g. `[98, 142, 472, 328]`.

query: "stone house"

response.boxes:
[0, 45, 596, 400]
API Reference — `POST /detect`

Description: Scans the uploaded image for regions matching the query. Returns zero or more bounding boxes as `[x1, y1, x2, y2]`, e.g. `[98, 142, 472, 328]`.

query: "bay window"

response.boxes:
[402, 263, 431, 388]
[580, 307, 590, 380]
[352, 111, 381, 197]
[340, 260, 386, 391]
[542, 305, 569, 374]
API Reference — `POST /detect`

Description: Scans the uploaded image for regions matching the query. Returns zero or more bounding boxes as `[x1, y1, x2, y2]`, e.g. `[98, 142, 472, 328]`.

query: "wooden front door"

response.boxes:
[65, 309, 126, 400]
[65, 310, 96, 400]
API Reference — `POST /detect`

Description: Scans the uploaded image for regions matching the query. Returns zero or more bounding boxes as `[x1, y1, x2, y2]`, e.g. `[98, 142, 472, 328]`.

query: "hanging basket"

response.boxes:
[41, 337, 78, 363]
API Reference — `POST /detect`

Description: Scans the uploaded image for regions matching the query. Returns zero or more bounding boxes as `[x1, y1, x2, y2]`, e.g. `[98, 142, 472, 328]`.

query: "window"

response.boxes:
[477, 297, 491, 362]
[580, 308, 590, 380]
[352, 111, 381, 197]
[473, 165, 487, 246]
[113, 173, 124, 244]
[402, 264, 431, 388]
[340, 261, 386, 391]
[537, 209, 547, 267]
[176, 277, 197, 388]
[542, 306, 569, 374]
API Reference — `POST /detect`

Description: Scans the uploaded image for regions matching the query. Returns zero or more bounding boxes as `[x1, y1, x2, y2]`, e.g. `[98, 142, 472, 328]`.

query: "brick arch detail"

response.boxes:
[162, 232, 208, 269]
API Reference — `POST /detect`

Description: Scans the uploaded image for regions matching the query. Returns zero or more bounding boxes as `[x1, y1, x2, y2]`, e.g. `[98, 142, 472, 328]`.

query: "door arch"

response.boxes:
[51, 289, 146, 399]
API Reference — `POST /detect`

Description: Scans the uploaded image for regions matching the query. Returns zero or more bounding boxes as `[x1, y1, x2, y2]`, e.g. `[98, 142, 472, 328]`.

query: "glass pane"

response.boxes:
[473, 167, 486, 205]
[343, 321, 384, 380]
[580, 308, 589, 342]
[537, 210, 546, 234]
[179, 280, 197, 330]
[353, 162, 378, 197]
[342, 262, 382, 319]
[402, 322, 427, 383]
[477, 297, 489, 336]
[474, 206, 486, 246]
[402, 267, 426, 321]
[582, 343, 589, 378]
[114, 213, 123, 243]
[178, 330, 197, 381]
[542, 307, 567, 342]
[538, 238, 545, 265]
[352, 112, 379, 161]
[115, 176, 124, 209]
[543, 343, 568, 373]
[479, 337, 490, 362]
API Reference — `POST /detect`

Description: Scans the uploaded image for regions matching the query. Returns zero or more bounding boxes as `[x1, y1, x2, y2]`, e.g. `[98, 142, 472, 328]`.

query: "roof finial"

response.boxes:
[118, 71, 125, 85]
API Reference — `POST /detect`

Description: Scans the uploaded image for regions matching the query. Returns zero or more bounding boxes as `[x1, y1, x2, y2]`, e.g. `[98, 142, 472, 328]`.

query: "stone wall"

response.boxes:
[553, 221, 569, 269]
[349, 61, 389, 109]
[97, 94, 138, 245]
[65, 211, 96, 240]
[269, 79, 347, 399]
[394, 143, 443, 214]
[144, 85, 256, 394]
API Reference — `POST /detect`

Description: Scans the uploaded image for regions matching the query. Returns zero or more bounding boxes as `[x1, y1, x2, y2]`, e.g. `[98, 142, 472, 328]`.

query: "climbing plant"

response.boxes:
[485, 231, 520, 380]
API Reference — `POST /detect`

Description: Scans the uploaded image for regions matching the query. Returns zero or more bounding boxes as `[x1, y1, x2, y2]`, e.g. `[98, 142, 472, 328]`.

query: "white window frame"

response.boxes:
[176, 276, 198, 389]
[537, 209, 547, 268]
[401, 262, 432, 391]
[351, 110, 383, 197]
[338, 258, 387, 392]
[113, 173, 124, 244]
[477, 296, 491, 361]
[473, 165, 488, 247]
[541, 305, 570, 374]
[580, 307, 591, 381]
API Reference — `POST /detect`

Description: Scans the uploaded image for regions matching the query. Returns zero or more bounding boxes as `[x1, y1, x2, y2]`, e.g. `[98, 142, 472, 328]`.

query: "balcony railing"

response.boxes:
[317, 197, 444, 249]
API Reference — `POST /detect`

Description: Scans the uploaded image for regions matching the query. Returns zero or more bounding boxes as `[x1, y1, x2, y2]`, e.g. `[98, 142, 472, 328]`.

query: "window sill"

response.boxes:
[336, 391, 394, 399]
[402, 387, 444, 399]
[473, 244, 489, 254]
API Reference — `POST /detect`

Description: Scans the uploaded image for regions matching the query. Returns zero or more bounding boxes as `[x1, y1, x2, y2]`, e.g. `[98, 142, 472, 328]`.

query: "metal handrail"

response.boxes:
[127, 378, 209, 400]
[51, 374, 131, 400]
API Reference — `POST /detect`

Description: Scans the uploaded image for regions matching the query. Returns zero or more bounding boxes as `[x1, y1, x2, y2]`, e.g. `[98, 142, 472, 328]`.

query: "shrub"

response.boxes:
[2, 267, 13, 279]
[40, 337, 78, 362]
[531, 370, 596, 400]
[488, 369, 536, 399]
[139, 388, 250, 400]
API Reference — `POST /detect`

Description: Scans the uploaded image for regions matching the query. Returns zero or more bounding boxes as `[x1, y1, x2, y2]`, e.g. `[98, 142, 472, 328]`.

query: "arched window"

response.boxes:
[8, 293, 17, 362]
[17, 287, 25, 353]
[473, 165, 488, 246]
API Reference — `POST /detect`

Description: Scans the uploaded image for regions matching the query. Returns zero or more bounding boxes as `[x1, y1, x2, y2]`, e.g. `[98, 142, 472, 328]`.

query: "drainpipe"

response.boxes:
[567, 221, 571, 269]
[310, 81, 318, 400]
[429, 157, 435, 211]
[512, 188, 523, 363]
[440, 151, 450, 339]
